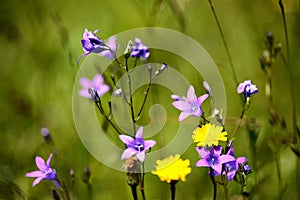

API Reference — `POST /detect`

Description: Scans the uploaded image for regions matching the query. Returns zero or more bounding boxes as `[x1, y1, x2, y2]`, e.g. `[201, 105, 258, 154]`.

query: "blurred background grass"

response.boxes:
[1, 0, 300, 199]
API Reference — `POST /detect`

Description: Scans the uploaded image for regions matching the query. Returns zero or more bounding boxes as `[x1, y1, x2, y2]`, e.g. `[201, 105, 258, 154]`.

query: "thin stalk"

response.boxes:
[208, 0, 239, 86]
[279, 0, 297, 138]
[60, 180, 71, 200]
[209, 168, 217, 200]
[130, 185, 138, 200]
[135, 74, 152, 121]
[221, 175, 229, 200]
[140, 163, 146, 200]
[125, 57, 137, 134]
[95, 101, 123, 135]
[170, 180, 178, 200]
[232, 101, 249, 139]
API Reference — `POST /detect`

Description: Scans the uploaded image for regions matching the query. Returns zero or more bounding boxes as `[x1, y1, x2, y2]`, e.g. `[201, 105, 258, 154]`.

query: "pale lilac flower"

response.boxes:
[172, 85, 209, 122]
[130, 38, 150, 60]
[223, 145, 247, 181]
[79, 74, 110, 101]
[40, 127, 51, 143]
[119, 127, 156, 162]
[237, 80, 258, 98]
[26, 153, 61, 188]
[196, 146, 235, 175]
[99, 36, 117, 59]
[77, 29, 108, 63]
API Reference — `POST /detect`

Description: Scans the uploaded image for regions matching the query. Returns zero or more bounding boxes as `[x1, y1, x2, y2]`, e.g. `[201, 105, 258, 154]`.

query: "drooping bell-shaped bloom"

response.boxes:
[79, 74, 110, 101]
[172, 85, 209, 122]
[130, 38, 150, 60]
[237, 80, 258, 98]
[119, 127, 156, 162]
[26, 153, 61, 188]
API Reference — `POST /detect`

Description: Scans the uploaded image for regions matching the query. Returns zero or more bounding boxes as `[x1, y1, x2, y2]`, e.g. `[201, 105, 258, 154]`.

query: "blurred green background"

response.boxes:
[1, 0, 300, 199]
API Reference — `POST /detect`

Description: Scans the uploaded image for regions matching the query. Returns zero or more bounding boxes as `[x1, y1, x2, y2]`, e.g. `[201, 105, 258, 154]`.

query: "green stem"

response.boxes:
[170, 180, 178, 200]
[221, 175, 229, 200]
[130, 185, 138, 200]
[140, 163, 146, 200]
[135, 74, 152, 121]
[209, 168, 217, 200]
[208, 0, 239, 86]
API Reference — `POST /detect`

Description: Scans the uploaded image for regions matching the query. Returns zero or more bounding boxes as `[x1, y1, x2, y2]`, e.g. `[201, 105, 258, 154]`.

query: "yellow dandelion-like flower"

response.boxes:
[151, 154, 191, 183]
[192, 123, 227, 147]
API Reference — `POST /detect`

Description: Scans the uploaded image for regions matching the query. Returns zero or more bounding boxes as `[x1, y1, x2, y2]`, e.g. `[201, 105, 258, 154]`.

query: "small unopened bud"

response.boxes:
[113, 88, 123, 96]
[274, 42, 282, 55]
[148, 64, 152, 73]
[40, 127, 51, 143]
[124, 40, 133, 57]
[70, 169, 75, 177]
[263, 50, 271, 65]
[82, 165, 91, 184]
[243, 164, 251, 175]
[265, 31, 274, 47]
[203, 81, 211, 95]
[171, 94, 182, 101]
[155, 63, 168, 76]
[111, 74, 116, 85]
[88, 87, 100, 102]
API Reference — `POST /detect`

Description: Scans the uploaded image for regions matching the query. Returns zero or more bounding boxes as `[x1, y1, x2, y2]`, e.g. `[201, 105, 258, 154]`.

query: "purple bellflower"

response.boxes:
[99, 35, 117, 60]
[172, 85, 209, 122]
[196, 146, 235, 175]
[223, 145, 247, 181]
[130, 38, 150, 60]
[77, 29, 110, 63]
[79, 74, 110, 101]
[237, 80, 258, 98]
[26, 153, 61, 188]
[119, 127, 156, 162]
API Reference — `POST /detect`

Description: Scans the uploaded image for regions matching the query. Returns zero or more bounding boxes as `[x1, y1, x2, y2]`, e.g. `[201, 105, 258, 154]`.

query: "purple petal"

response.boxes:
[213, 146, 223, 156]
[178, 112, 190, 121]
[26, 171, 43, 177]
[80, 77, 92, 89]
[187, 86, 197, 103]
[144, 140, 156, 150]
[35, 156, 47, 171]
[46, 153, 53, 166]
[83, 28, 90, 40]
[121, 148, 137, 160]
[136, 152, 146, 162]
[237, 83, 244, 94]
[97, 85, 110, 97]
[172, 101, 191, 112]
[79, 89, 91, 99]
[92, 74, 104, 86]
[81, 40, 94, 51]
[52, 180, 62, 189]
[196, 147, 209, 159]
[135, 127, 144, 139]
[226, 171, 236, 181]
[211, 164, 222, 174]
[236, 157, 247, 165]
[195, 159, 209, 167]
[219, 155, 236, 164]
[32, 177, 44, 187]
[198, 94, 209, 105]
[119, 135, 135, 145]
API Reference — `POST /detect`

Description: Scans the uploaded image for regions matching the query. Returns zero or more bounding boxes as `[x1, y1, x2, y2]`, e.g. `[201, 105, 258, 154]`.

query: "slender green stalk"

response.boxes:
[232, 101, 249, 139]
[278, 0, 297, 139]
[209, 168, 217, 200]
[221, 175, 229, 200]
[170, 180, 178, 200]
[140, 163, 146, 200]
[208, 0, 239, 86]
[130, 185, 138, 200]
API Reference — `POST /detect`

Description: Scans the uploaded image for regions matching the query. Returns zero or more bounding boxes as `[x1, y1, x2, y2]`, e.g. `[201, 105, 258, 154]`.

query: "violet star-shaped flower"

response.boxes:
[172, 85, 209, 122]
[25, 153, 61, 188]
[130, 38, 150, 60]
[196, 146, 235, 175]
[77, 28, 109, 63]
[237, 80, 258, 98]
[119, 127, 156, 162]
[223, 145, 247, 181]
[79, 74, 110, 101]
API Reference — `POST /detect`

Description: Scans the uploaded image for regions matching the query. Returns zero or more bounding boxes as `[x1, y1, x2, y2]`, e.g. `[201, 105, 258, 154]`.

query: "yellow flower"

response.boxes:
[151, 154, 191, 183]
[192, 123, 227, 147]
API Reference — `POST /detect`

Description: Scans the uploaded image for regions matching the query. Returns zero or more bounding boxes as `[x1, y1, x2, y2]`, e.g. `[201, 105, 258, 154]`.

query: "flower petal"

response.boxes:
[35, 156, 47, 171]
[219, 155, 236, 164]
[178, 112, 190, 122]
[172, 101, 191, 112]
[81, 40, 94, 52]
[32, 177, 44, 187]
[187, 86, 197, 103]
[237, 83, 244, 94]
[211, 164, 222, 174]
[144, 140, 156, 150]
[136, 152, 146, 162]
[80, 77, 92, 89]
[135, 127, 144, 139]
[46, 153, 53, 166]
[195, 159, 209, 167]
[26, 171, 43, 178]
[119, 135, 135, 145]
[198, 94, 209, 105]
[92, 74, 104, 86]
[196, 147, 209, 159]
[121, 148, 137, 160]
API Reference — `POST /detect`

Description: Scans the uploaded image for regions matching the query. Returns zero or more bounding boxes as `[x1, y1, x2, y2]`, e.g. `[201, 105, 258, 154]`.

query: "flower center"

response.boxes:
[191, 105, 198, 112]
[44, 168, 57, 180]
[134, 143, 144, 152]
